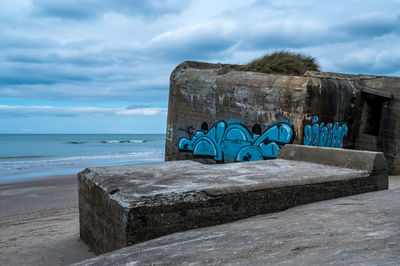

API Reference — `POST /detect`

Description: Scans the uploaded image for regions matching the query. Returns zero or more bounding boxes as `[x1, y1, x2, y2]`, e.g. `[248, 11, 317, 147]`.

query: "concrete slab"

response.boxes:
[80, 159, 369, 199]
[389, 175, 400, 189]
[78, 146, 388, 254]
[74, 189, 400, 265]
[278, 144, 388, 173]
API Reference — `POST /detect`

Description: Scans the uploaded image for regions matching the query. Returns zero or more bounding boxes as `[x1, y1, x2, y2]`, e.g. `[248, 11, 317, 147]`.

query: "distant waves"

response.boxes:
[0, 134, 165, 183]
[67, 139, 148, 144]
[0, 151, 165, 182]
[0, 155, 48, 160]
[99, 139, 148, 144]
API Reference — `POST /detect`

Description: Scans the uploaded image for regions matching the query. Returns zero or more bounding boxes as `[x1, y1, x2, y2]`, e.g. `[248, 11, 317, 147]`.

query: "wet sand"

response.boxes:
[0, 175, 95, 266]
[0, 174, 399, 265]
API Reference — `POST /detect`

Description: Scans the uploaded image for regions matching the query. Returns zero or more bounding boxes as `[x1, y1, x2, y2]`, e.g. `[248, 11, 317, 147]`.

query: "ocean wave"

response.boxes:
[64, 139, 149, 144]
[0, 151, 165, 171]
[0, 155, 47, 160]
[129, 139, 148, 143]
[100, 139, 148, 144]
[100, 140, 119, 143]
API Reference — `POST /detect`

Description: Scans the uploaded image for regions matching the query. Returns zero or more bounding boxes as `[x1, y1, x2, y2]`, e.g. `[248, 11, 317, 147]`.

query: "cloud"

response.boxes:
[0, 33, 55, 49]
[2, 0, 400, 133]
[30, 0, 191, 20]
[336, 12, 400, 39]
[127, 104, 152, 109]
[1, 0, 400, 108]
[147, 23, 237, 60]
[116, 108, 166, 116]
[336, 47, 400, 75]
[5, 52, 113, 67]
[0, 105, 167, 117]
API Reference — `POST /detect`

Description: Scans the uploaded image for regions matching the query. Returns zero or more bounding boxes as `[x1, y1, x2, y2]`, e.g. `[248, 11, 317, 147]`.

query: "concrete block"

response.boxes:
[278, 144, 387, 172]
[78, 153, 388, 255]
[278, 144, 388, 190]
[74, 188, 400, 265]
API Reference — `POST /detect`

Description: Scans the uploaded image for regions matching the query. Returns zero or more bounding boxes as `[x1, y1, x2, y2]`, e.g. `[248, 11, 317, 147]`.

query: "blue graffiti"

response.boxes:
[303, 116, 348, 148]
[179, 121, 295, 162]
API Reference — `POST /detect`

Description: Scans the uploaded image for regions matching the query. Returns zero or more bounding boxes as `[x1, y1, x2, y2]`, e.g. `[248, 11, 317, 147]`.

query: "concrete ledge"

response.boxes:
[74, 189, 400, 265]
[78, 148, 388, 255]
[278, 144, 388, 173]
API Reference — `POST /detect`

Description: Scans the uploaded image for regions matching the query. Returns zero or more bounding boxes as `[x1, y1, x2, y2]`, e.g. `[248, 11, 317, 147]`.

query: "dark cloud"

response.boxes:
[31, 0, 192, 20]
[337, 54, 400, 75]
[5, 52, 115, 67]
[0, 80, 170, 103]
[32, 2, 98, 20]
[0, 105, 167, 118]
[127, 104, 152, 109]
[0, 45, 171, 101]
[336, 13, 400, 39]
[149, 34, 237, 61]
[0, 34, 55, 49]
[241, 33, 320, 50]
[0, 75, 57, 86]
[0, 63, 93, 86]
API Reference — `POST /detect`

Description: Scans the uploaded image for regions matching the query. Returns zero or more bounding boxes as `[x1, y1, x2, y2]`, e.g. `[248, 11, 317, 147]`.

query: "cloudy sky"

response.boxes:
[1, 0, 400, 133]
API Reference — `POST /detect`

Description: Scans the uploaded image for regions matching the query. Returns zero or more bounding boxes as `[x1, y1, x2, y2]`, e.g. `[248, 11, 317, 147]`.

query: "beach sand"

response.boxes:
[0, 175, 95, 266]
[0, 174, 399, 265]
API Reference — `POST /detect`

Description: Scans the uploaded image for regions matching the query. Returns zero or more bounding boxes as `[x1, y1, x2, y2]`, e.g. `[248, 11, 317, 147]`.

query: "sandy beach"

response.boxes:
[0, 174, 399, 265]
[0, 175, 95, 266]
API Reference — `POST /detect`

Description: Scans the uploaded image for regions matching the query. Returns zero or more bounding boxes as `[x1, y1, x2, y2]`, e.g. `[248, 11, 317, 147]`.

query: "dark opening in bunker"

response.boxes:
[360, 93, 383, 136]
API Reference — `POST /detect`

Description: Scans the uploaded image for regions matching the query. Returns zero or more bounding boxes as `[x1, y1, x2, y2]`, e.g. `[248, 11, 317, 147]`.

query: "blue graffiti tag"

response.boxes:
[179, 121, 295, 162]
[303, 116, 348, 148]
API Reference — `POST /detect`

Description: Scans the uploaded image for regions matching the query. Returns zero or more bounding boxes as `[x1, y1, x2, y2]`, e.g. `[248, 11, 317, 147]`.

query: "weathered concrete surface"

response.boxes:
[390, 175, 400, 189]
[278, 144, 388, 173]
[306, 71, 400, 174]
[166, 61, 400, 173]
[74, 188, 400, 266]
[165, 61, 333, 163]
[78, 146, 388, 255]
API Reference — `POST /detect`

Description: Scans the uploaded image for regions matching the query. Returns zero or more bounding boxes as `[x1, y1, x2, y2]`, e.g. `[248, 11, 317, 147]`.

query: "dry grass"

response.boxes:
[233, 51, 320, 75]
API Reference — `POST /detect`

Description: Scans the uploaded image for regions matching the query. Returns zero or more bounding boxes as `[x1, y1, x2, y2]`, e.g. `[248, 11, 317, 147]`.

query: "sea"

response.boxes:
[0, 134, 165, 184]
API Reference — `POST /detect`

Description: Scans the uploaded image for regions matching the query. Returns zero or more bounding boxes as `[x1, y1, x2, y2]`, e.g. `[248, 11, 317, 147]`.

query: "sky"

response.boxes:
[1, 0, 400, 134]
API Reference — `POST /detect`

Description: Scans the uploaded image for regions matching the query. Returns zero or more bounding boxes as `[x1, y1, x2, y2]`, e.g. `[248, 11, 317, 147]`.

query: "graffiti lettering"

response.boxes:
[179, 121, 295, 162]
[303, 116, 348, 148]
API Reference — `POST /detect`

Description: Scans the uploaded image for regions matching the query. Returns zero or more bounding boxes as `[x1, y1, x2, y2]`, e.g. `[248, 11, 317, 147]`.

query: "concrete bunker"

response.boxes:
[76, 61, 397, 260]
[165, 61, 400, 173]
[75, 61, 398, 264]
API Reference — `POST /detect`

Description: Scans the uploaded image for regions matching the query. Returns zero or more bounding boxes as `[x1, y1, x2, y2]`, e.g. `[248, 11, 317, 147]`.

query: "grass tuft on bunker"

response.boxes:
[233, 50, 320, 75]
